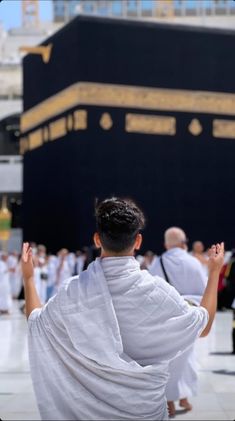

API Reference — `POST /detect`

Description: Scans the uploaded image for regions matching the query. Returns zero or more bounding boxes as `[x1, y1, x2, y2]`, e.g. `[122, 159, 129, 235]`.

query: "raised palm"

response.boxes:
[208, 242, 224, 273]
[21, 242, 34, 280]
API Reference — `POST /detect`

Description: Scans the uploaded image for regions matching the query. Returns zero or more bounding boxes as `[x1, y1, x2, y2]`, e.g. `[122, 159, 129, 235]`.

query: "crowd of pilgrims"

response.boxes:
[0, 240, 235, 315]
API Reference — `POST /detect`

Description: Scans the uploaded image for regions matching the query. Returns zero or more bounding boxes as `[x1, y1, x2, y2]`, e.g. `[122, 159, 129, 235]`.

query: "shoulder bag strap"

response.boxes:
[159, 255, 171, 284]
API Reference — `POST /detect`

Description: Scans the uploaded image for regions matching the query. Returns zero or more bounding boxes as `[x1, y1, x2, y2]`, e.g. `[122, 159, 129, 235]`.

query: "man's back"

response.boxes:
[149, 248, 207, 296]
[102, 256, 208, 366]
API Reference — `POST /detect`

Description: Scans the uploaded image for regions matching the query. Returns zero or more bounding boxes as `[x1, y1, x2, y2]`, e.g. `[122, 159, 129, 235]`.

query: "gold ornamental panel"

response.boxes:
[188, 119, 203, 136]
[49, 117, 67, 141]
[126, 114, 176, 135]
[29, 128, 43, 150]
[73, 110, 87, 130]
[100, 113, 113, 130]
[213, 119, 235, 139]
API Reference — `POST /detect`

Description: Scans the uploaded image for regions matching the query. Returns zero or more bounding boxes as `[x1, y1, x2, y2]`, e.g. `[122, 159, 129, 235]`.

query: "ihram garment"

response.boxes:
[56, 258, 71, 289]
[7, 254, 20, 298]
[0, 260, 12, 312]
[28, 257, 208, 420]
[149, 248, 207, 401]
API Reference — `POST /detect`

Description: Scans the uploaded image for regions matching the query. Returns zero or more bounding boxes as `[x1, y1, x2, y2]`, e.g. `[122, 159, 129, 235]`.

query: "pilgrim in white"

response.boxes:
[149, 227, 208, 416]
[0, 253, 12, 314]
[21, 198, 224, 420]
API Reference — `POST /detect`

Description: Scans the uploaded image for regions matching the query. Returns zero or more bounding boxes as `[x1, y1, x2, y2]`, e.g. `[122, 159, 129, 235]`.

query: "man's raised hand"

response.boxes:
[21, 242, 34, 281]
[208, 242, 224, 274]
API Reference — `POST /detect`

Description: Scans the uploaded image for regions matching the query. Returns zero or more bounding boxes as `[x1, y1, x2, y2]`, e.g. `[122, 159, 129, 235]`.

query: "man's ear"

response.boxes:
[94, 232, 101, 249]
[135, 233, 143, 251]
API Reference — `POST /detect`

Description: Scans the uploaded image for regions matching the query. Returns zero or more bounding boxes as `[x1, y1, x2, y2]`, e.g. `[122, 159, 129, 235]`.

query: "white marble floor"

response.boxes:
[0, 303, 40, 420]
[0, 304, 234, 421]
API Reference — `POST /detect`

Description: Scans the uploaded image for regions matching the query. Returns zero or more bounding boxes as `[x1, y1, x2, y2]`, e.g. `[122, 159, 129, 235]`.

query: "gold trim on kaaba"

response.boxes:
[213, 119, 235, 139]
[19, 44, 53, 64]
[20, 82, 235, 134]
[100, 113, 113, 130]
[74, 110, 87, 130]
[19, 137, 29, 155]
[21, 110, 88, 154]
[188, 119, 203, 136]
[49, 117, 67, 141]
[29, 129, 43, 150]
[126, 114, 176, 135]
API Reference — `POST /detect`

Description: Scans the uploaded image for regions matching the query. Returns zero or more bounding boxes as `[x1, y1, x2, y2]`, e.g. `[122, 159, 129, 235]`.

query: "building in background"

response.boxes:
[52, 0, 235, 29]
[0, 0, 62, 250]
[53, 0, 82, 22]
[0, 1, 62, 126]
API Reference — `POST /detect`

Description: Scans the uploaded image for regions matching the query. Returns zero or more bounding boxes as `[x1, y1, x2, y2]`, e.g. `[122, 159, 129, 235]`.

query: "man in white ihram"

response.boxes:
[149, 227, 208, 416]
[21, 198, 224, 420]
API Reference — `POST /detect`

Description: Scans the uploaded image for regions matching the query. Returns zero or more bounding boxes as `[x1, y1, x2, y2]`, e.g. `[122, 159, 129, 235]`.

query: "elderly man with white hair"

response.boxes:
[149, 227, 207, 416]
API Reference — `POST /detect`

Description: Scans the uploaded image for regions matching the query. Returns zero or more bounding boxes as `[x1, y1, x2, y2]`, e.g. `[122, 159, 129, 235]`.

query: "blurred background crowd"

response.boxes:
[1, 239, 235, 318]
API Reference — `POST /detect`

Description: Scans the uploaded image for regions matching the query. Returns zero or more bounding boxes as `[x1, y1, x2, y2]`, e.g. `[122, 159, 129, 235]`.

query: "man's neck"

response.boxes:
[101, 250, 134, 258]
[167, 246, 185, 252]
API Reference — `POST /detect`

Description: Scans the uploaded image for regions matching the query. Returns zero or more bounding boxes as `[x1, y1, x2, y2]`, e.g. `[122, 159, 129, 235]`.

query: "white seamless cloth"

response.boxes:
[28, 257, 208, 420]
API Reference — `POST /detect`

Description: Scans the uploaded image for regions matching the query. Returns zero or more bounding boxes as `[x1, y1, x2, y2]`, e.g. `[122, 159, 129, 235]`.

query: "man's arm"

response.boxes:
[21, 243, 42, 319]
[200, 243, 224, 337]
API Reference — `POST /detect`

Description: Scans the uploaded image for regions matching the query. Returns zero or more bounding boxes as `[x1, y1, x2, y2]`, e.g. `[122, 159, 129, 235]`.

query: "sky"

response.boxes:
[0, 0, 53, 30]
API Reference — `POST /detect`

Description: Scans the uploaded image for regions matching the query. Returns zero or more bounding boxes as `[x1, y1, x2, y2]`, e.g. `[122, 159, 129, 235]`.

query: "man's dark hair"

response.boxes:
[95, 197, 145, 253]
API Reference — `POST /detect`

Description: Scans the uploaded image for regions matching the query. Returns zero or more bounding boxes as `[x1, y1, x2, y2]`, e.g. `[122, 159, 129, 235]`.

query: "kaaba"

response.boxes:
[21, 16, 235, 253]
